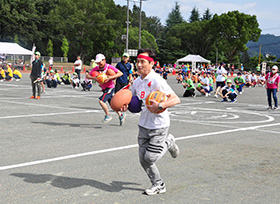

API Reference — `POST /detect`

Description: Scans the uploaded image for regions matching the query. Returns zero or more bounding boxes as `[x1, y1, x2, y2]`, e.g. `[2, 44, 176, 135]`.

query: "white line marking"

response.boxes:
[1, 122, 280, 171]
[0, 110, 100, 120]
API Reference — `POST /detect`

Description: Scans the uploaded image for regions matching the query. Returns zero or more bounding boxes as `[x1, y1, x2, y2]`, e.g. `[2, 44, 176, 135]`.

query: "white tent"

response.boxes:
[0, 42, 33, 55]
[176, 54, 210, 64]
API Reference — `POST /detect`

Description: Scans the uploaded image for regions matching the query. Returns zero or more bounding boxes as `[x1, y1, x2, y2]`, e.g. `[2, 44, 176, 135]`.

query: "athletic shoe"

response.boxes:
[214, 94, 218, 98]
[15, 79, 20, 81]
[35, 96, 41, 99]
[119, 113, 126, 126]
[205, 93, 209, 97]
[239, 91, 243, 95]
[221, 98, 227, 102]
[231, 98, 237, 103]
[144, 183, 166, 196]
[273, 106, 278, 110]
[75, 86, 79, 89]
[29, 96, 35, 99]
[167, 134, 179, 158]
[102, 115, 112, 123]
[0, 80, 3, 82]
[192, 93, 196, 98]
[267, 106, 272, 110]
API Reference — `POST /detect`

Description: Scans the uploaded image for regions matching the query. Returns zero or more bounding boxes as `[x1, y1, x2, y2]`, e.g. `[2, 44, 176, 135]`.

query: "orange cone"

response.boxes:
[72, 66, 75, 73]
[23, 65, 25, 71]
[83, 67, 86, 73]
[61, 66, 63, 72]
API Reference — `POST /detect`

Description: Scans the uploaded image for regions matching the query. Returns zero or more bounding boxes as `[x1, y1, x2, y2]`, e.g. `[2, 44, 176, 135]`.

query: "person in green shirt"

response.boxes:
[208, 72, 214, 94]
[182, 72, 196, 97]
[61, 71, 71, 85]
[234, 72, 245, 94]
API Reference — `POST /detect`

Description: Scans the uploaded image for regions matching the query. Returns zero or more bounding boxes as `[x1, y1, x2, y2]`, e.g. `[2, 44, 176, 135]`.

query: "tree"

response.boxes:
[47, 39, 53, 57]
[166, 2, 184, 29]
[14, 35, 19, 44]
[202, 8, 212, 21]
[189, 7, 200, 23]
[210, 11, 261, 63]
[61, 37, 69, 61]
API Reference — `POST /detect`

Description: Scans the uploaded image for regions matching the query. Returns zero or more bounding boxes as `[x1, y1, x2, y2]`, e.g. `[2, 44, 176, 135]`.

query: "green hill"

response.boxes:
[247, 34, 280, 59]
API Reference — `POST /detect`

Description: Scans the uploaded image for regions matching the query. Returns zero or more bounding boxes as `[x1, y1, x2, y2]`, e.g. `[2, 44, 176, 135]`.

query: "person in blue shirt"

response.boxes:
[115, 52, 133, 92]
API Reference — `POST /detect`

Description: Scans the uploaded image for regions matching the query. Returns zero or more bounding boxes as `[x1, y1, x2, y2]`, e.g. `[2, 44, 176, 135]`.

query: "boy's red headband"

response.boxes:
[137, 54, 154, 62]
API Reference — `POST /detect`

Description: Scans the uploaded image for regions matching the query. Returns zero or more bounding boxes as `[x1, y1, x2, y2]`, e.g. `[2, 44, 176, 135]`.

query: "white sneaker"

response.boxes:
[239, 92, 243, 95]
[75, 86, 79, 89]
[145, 183, 166, 195]
[167, 134, 179, 158]
[214, 94, 218, 98]
[205, 93, 209, 97]
[15, 79, 20, 81]
[267, 106, 272, 110]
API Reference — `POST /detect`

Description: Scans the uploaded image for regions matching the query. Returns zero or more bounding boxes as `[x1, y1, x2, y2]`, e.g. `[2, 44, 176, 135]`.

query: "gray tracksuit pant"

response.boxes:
[138, 125, 171, 186]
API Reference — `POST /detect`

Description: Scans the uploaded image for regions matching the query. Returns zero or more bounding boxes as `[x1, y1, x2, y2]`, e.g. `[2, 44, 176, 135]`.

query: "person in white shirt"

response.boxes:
[74, 56, 82, 79]
[71, 72, 80, 89]
[121, 48, 180, 196]
[214, 62, 227, 98]
[196, 72, 210, 97]
[258, 73, 266, 86]
[46, 70, 58, 88]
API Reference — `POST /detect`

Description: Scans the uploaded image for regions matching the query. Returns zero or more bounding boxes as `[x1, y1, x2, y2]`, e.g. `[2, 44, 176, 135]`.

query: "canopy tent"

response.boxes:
[0, 42, 33, 55]
[176, 54, 210, 64]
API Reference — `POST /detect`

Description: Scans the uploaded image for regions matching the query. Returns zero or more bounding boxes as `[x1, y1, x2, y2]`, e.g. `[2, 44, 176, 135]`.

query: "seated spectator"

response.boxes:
[13, 68, 22, 81]
[196, 72, 210, 97]
[245, 75, 252, 88]
[220, 79, 237, 103]
[46, 70, 58, 88]
[0, 67, 5, 81]
[234, 72, 245, 94]
[61, 71, 71, 85]
[207, 72, 214, 94]
[5, 64, 13, 81]
[251, 73, 257, 87]
[71, 72, 80, 89]
[182, 72, 195, 97]
[258, 73, 266, 87]
[81, 70, 92, 91]
[162, 70, 168, 80]
[54, 69, 63, 84]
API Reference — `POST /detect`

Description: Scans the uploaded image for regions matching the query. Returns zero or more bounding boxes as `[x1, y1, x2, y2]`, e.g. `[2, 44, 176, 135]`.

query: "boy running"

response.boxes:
[87, 53, 126, 125]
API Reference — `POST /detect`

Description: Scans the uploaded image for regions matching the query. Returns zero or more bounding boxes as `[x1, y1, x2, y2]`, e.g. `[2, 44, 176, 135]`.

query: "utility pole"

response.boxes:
[125, 0, 129, 52]
[138, 0, 142, 49]
[258, 45, 262, 64]
[138, 0, 148, 49]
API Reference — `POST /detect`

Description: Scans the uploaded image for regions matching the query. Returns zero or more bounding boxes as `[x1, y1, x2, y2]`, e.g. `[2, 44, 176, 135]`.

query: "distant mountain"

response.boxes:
[247, 34, 280, 59]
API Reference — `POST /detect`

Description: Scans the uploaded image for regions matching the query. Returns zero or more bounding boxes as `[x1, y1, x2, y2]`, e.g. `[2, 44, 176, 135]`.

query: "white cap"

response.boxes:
[95, 53, 105, 63]
[272, 65, 278, 70]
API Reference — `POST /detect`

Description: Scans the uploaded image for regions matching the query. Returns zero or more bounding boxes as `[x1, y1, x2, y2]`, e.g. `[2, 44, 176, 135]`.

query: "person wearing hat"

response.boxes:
[0, 66, 6, 82]
[46, 69, 58, 88]
[74, 55, 82, 80]
[5, 64, 13, 81]
[220, 79, 237, 103]
[234, 72, 245, 94]
[71, 72, 80, 89]
[265, 65, 280, 110]
[30, 51, 43, 99]
[115, 52, 133, 93]
[87, 53, 125, 125]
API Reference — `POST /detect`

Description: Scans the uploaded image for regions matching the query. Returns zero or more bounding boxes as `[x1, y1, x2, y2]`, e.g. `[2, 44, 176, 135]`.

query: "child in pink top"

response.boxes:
[87, 54, 126, 125]
[265, 65, 280, 110]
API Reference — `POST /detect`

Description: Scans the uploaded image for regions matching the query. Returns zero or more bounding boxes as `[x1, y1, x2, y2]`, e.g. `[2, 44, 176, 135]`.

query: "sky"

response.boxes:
[114, 0, 280, 36]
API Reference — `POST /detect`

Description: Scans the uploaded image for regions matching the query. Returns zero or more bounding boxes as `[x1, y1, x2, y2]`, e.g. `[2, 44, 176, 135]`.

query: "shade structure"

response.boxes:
[176, 54, 210, 64]
[0, 42, 33, 55]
